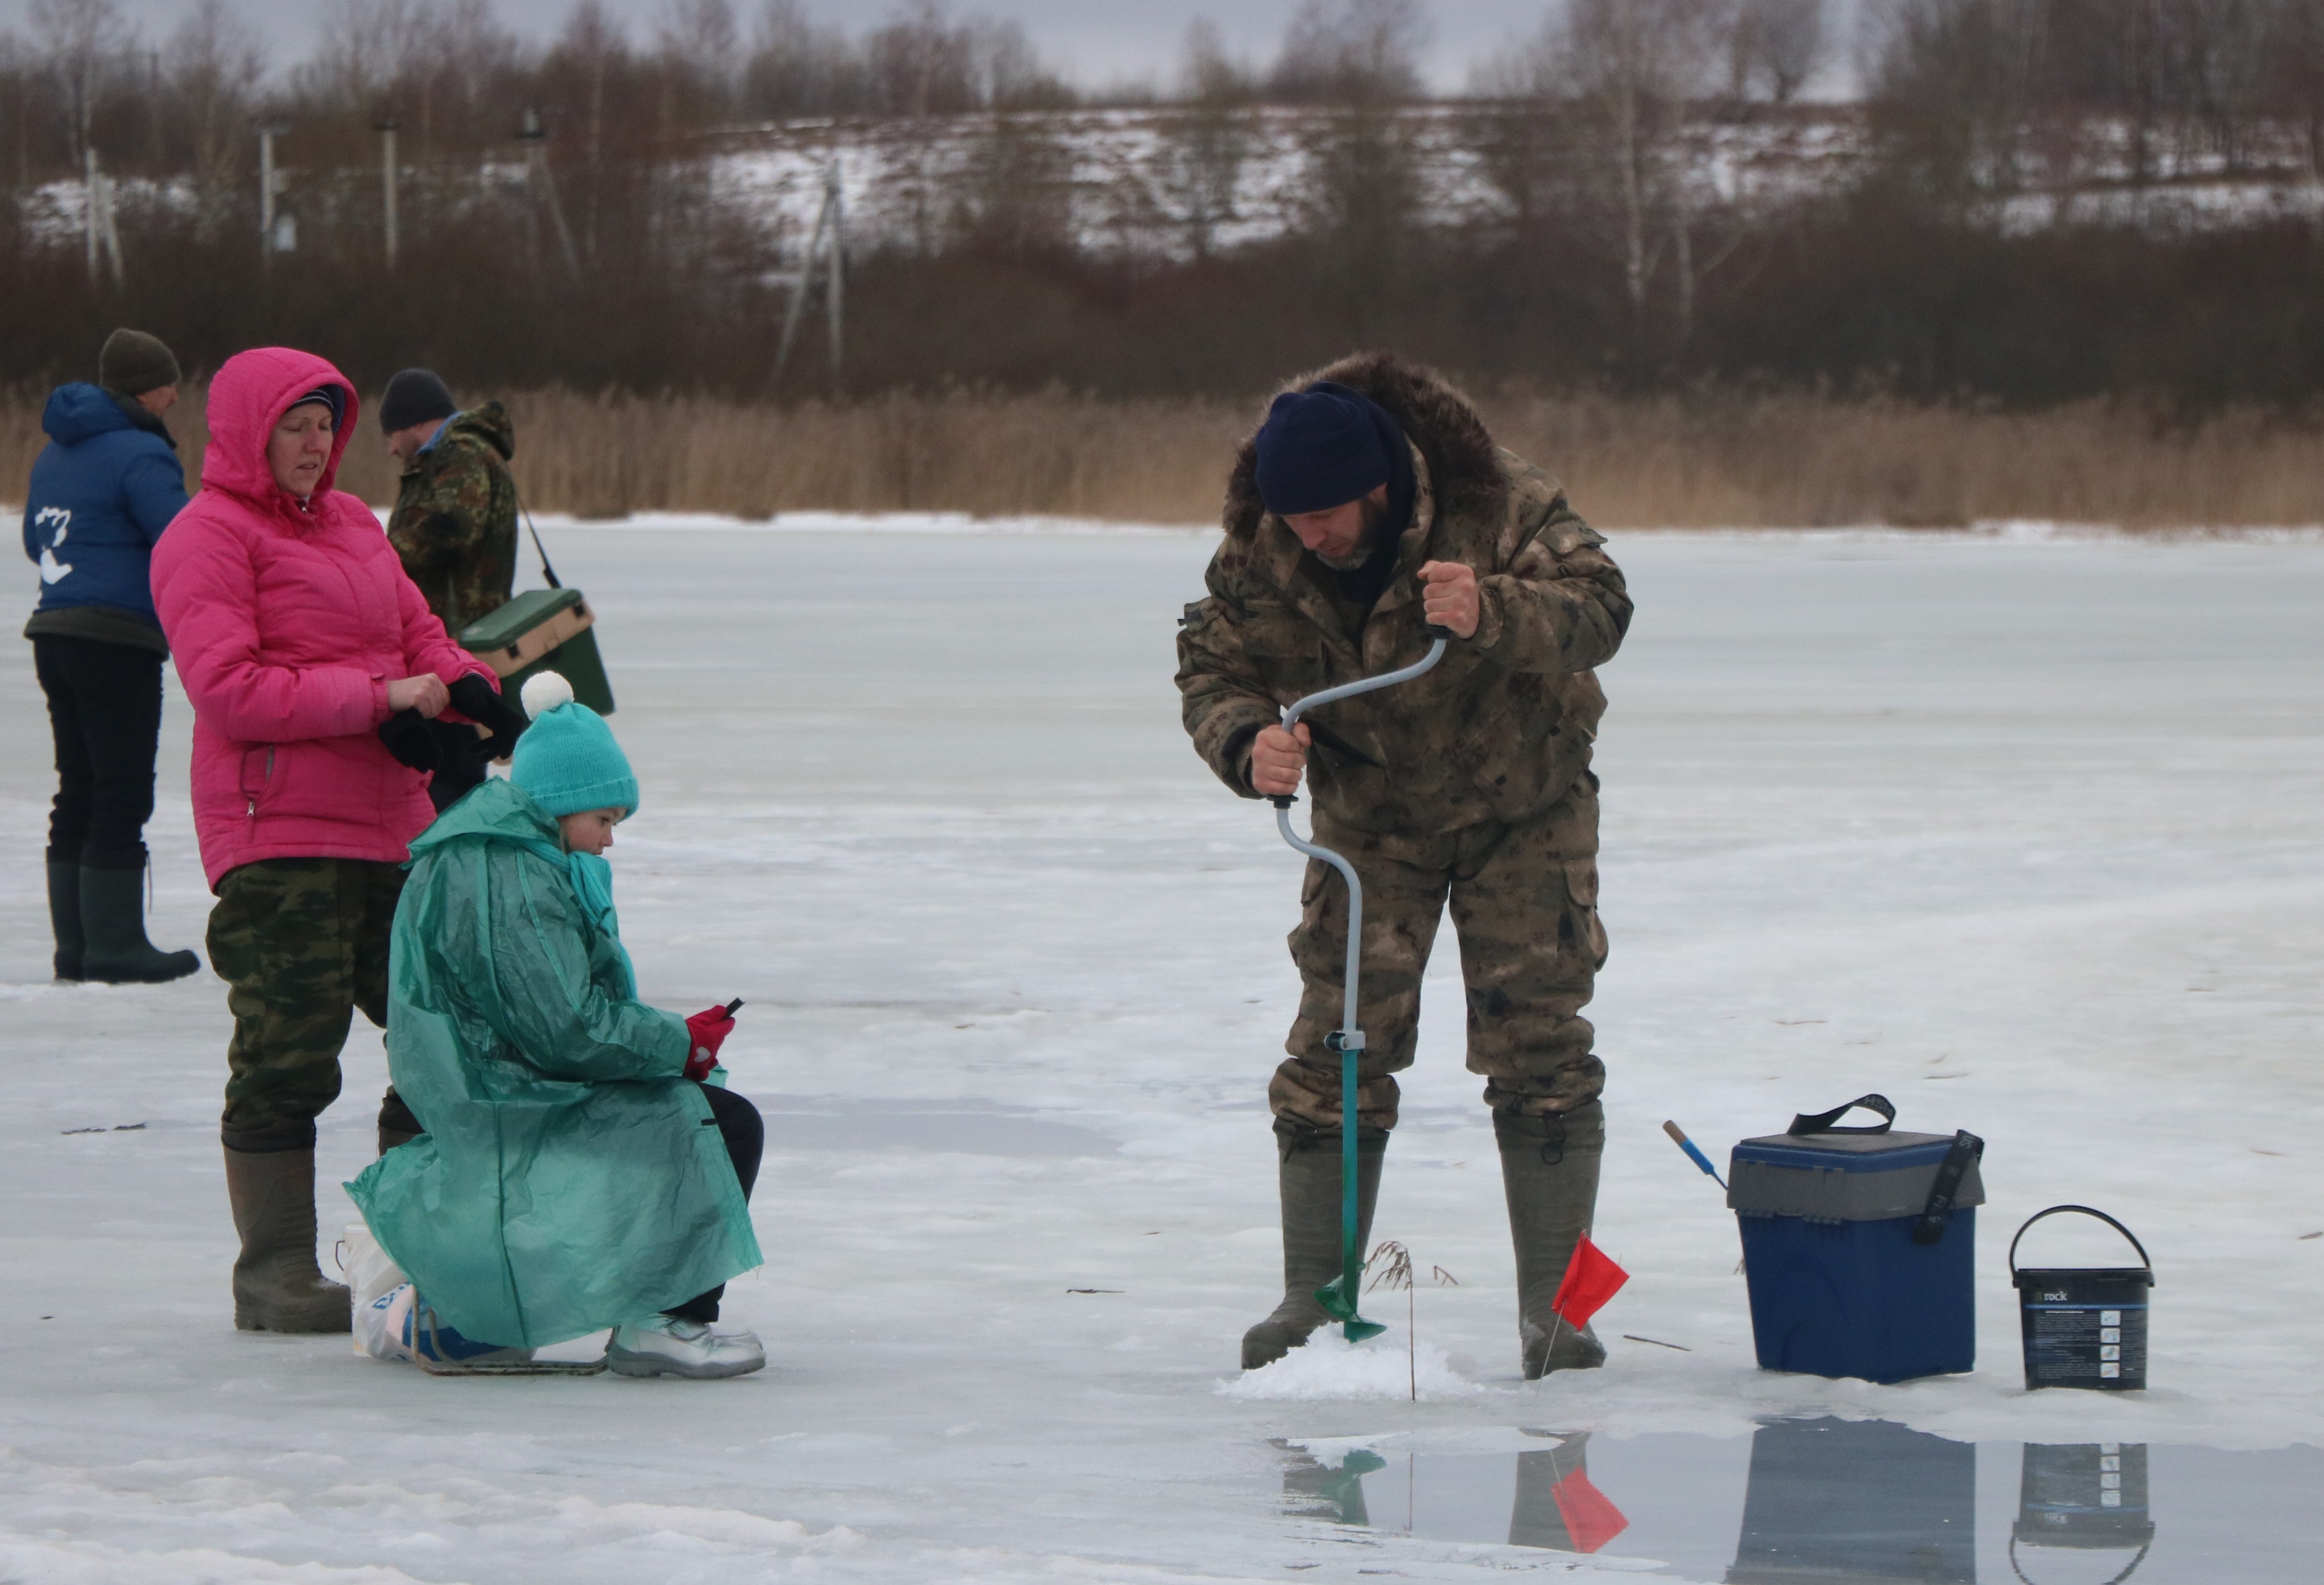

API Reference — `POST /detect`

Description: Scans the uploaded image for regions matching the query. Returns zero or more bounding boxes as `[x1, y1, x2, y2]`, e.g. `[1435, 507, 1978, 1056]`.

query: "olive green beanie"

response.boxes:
[98, 328, 181, 397]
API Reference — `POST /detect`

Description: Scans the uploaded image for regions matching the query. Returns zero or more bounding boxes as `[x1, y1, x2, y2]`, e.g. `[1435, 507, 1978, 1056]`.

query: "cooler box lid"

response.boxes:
[1728, 1131, 1986, 1222]
[459, 587, 584, 651]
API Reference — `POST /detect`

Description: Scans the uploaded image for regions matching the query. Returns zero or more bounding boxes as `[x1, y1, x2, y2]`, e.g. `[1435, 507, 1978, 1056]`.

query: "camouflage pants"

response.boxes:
[1272, 776, 1606, 1132]
[207, 858, 405, 1152]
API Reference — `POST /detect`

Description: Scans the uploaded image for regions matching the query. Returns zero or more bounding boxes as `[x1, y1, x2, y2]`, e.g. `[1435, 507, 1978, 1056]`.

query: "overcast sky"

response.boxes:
[12, 1, 1866, 97]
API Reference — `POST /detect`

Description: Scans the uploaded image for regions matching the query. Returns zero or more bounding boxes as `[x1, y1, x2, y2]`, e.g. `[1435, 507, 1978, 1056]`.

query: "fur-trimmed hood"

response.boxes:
[1222, 353, 1506, 538]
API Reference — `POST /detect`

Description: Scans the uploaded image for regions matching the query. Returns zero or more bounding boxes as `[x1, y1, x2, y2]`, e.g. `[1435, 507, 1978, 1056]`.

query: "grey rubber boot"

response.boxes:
[1241, 1123, 1386, 1371]
[46, 858, 84, 981]
[78, 864, 200, 984]
[223, 1146, 351, 1333]
[1496, 1100, 1607, 1379]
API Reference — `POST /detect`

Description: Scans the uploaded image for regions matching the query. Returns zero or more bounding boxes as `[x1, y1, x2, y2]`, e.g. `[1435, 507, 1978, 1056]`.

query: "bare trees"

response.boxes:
[1866, 0, 2324, 200]
[1730, 0, 1827, 103]
[1556, 0, 1726, 349]
[1156, 20, 1255, 259]
[1270, 0, 1432, 103]
[30, 0, 126, 167]
[167, 0, 262, 239]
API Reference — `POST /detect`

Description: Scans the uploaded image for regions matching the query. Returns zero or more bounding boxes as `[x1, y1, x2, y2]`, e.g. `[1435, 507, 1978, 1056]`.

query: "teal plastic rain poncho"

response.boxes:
[346, 779, 761, 1348]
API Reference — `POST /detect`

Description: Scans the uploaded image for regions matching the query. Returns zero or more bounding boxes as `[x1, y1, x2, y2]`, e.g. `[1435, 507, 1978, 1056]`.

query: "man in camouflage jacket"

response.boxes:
[1175, 353, 1632, 1379]
[381, 370, 519, 811]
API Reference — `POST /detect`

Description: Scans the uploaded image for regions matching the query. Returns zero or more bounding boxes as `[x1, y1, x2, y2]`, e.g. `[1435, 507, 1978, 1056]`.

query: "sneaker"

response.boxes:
[607, 1316, 766, 1379]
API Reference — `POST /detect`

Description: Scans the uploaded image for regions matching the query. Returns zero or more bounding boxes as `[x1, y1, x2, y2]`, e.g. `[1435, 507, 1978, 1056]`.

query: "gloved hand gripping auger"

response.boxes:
[1268, 625, 1450, 1342]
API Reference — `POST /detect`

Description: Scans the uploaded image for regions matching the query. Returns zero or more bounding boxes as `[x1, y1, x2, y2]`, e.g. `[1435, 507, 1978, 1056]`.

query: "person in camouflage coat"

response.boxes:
[382, 372, 519, 811]
[1175, 352, 1632, 1380]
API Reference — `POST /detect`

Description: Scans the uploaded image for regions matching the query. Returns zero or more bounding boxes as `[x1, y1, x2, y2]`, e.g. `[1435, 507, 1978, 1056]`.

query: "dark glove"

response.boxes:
[378, 708, 440, 772]
[447, 674, 530, 762]
[683, 1006, 736, 1080]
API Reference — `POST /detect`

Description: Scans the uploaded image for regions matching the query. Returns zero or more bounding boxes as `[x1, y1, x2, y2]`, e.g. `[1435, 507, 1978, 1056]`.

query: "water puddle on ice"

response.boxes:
[1281, 1418, 2320, 1582]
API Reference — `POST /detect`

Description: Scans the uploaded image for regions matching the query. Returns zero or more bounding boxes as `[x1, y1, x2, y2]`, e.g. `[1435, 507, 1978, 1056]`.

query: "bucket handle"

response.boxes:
[2009, 1205, 2154, 1278]
[2010, 1533, 2152, 1585]
[1787, 1093, 1895, 1135]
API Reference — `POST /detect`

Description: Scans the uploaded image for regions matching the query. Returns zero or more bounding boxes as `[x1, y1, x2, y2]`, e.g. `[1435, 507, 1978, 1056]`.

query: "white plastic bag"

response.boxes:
[357, 1283, 418, 1363]
[339, 1222, 410, 1358]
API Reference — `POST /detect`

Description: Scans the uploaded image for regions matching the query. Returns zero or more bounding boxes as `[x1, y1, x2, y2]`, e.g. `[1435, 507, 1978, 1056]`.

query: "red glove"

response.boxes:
[683, 1007, 734, 1081]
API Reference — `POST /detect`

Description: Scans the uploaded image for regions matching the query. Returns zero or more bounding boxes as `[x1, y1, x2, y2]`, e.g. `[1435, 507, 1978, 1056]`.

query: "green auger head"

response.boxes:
[1315, 1274, 1389, 1342]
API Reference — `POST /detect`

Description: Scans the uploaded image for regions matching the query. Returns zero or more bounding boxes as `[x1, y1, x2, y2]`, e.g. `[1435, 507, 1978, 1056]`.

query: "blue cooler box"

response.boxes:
[1729, 1122, 1985, 1384]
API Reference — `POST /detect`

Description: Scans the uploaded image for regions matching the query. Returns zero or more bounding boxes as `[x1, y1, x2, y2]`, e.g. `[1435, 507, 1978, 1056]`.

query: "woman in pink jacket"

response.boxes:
[152, 348, 525, 1335]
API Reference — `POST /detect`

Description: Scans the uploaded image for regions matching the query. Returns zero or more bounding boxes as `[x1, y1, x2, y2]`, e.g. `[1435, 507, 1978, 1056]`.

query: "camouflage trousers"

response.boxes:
[1272, 776, 1607, 1133]
[207, 858, 404, 1152]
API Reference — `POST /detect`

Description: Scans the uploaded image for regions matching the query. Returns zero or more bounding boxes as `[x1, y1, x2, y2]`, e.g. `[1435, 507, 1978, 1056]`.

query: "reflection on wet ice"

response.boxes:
[1278, 1420, 2313, 1581]
[2013, 1444, 2153, 1583]
[1729, 1418, 1974, 1583]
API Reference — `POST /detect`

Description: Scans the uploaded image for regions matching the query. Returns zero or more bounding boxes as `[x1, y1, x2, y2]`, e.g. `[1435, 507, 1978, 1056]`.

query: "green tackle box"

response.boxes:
[458, 587, 616, 715]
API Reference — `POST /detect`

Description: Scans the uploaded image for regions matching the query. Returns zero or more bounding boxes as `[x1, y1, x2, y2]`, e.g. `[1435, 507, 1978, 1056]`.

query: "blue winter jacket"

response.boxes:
[21, 382, 189, 631]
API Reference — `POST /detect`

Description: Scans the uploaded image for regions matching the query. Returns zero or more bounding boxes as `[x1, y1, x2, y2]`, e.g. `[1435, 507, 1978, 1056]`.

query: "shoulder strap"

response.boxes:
[505, 473, 561, 590]
[1911, 1130, 1984, 1245]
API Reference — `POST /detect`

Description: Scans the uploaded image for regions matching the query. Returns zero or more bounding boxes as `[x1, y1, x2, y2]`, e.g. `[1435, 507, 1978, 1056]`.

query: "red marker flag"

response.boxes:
[1550, 1234, 1629, 1331]
[1549, 1466, 1630, 1554]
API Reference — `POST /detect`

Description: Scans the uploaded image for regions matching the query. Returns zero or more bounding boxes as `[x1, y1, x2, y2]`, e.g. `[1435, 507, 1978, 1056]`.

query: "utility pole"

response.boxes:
[259, 124, 292, 270]
[85, 147, 100, 285]
[771, 162, 847, 394]
[376, 119, 400, 268]
[518, 107, 582, 281]
[84, 148, 124, 289]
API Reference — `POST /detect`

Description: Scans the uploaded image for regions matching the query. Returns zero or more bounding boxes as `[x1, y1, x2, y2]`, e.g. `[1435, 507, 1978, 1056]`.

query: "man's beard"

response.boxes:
[1315, 495, 1392, 571]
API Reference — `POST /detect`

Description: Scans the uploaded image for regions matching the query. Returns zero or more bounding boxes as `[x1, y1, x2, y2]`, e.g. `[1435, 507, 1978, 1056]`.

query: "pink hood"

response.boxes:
[152, 347, 500, 888]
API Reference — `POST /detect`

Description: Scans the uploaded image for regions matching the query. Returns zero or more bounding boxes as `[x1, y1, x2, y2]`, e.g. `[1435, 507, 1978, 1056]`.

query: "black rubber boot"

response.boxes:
[1241, 1122, 1387, 1370]
[78, 863, 200, 984]
[223, 1146, 351, 1333]
[1497, 1100, 1607, 1379]
[46, 857, 84, 981]
[377, 1090, 423, 1157]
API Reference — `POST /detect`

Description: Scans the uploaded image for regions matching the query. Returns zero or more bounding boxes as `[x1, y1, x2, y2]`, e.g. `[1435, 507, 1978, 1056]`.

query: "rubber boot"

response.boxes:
[46, 858, 84, 981]
[377, 1090, 422, 1157]
[78, 863, 200, 984]
[1497, 1100, 1607, 1379]
[1241, 1122, 1386, 1370]
[223, 1146, 351, 1333]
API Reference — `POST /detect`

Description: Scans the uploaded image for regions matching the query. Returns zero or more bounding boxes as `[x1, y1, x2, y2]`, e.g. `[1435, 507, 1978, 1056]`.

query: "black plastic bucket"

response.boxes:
[2010, 1206, 2153, 1391]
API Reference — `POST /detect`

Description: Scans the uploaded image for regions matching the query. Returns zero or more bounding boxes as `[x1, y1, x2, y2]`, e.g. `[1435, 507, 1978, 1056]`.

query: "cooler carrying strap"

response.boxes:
[1787, 1093, 1895, 1135]
[1911, 1129, 1985, 1245]
[2009, 1205, 2155, 1284]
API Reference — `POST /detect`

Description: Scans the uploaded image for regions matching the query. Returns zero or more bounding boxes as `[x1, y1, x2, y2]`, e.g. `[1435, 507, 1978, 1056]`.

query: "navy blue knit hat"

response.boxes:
[1254, 385, 1393, 516]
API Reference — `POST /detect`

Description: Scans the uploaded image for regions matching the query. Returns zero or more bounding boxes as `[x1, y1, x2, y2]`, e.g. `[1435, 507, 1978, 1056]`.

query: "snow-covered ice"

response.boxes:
[1, 520, 2319, 1581]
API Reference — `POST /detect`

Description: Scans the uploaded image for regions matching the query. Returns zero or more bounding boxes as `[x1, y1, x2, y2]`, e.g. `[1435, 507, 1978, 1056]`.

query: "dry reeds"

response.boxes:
[8, 385, 2321, 529]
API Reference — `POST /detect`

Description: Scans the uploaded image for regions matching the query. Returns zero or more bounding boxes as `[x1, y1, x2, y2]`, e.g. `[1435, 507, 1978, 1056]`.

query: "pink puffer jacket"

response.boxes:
[151, 347, 501, 890]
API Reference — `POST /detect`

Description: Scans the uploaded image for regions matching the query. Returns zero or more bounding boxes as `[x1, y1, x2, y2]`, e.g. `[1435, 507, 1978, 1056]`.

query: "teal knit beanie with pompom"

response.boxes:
[509, 671, 639, 818]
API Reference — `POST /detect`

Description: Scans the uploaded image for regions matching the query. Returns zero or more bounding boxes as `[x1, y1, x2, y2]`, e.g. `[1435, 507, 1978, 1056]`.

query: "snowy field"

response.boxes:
[1, 521, 2319, 1582]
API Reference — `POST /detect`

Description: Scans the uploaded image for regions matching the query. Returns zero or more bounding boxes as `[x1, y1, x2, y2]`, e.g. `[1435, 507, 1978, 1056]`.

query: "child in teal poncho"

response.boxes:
[347, 671, 766, 1379]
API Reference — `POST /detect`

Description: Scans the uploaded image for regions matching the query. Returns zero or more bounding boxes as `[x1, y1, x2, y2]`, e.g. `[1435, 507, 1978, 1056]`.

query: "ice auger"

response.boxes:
[1267, 623, 1450, 1342]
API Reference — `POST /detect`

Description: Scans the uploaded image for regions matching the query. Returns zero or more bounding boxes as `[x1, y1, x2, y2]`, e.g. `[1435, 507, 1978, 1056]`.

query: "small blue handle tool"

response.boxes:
[1663, 1120, 1728, 1190]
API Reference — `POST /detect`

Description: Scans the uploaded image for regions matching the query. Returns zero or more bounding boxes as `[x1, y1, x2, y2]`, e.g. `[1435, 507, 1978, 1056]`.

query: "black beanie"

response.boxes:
[1253, 383, 1393, 516]
[379, 368, 457, 435]
[288, 385, 347, 430]
[98, 328, 181, 397]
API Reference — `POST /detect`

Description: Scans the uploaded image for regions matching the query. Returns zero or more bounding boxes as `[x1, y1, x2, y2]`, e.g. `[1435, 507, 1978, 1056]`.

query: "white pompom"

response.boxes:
[521, 670, 576, 721]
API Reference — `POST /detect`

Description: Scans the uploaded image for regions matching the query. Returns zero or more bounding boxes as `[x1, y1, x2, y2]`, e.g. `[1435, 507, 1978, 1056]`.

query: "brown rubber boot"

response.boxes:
[223, 1146, 351, 1333]
[1241, 1122, 1386, 1370]
[1496, 1100, 1607, 1379]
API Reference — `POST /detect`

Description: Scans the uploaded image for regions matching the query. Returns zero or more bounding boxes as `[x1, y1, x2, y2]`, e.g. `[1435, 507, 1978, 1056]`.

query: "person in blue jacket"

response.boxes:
[21, 328, 201, 983]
